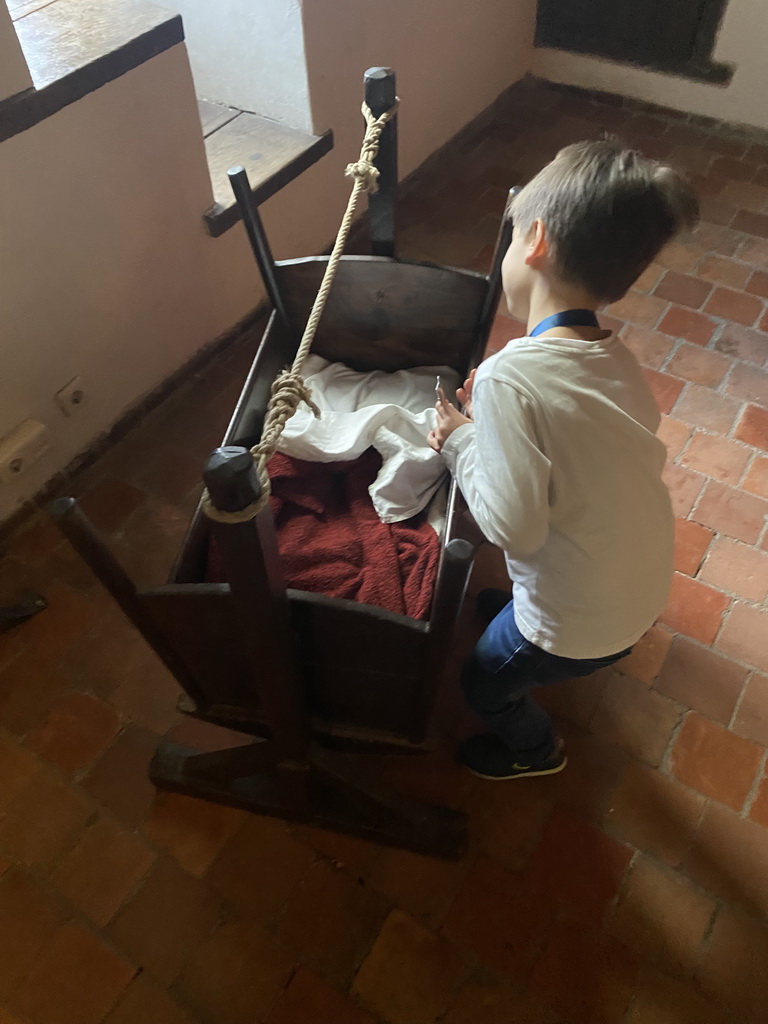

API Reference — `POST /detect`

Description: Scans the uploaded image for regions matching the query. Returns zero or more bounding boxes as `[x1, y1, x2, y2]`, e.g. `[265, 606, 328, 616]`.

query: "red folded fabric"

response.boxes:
[207, 449, 439, 620]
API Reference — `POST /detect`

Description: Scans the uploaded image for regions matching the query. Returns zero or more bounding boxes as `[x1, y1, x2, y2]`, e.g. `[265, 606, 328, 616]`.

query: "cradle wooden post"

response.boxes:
[364, 67, 397, 257]
[229, 165, 292, 330]
[474, 187, 519, 359]
[50, 497, 210, 710]
[200, 446, 310, 805]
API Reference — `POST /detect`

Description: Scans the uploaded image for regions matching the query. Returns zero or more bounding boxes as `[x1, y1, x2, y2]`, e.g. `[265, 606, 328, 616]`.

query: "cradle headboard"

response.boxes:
[275, 255, 489, 374]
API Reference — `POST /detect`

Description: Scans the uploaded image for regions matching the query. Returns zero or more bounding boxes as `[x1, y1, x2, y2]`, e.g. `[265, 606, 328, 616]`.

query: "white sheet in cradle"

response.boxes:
[277, 355, 460, 524]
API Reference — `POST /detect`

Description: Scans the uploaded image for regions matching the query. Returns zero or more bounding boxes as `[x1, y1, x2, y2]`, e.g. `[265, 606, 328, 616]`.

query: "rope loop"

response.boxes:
[345, 101, 399, 194]
[345, 159, 380, 192]
[255, 369, 321, 457]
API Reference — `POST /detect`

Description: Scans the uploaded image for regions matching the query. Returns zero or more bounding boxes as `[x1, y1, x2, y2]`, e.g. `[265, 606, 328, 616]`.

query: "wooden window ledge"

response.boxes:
[3, 0, 333, 237]
[1, 0, 183, 145]
[201, 107, 333, 238]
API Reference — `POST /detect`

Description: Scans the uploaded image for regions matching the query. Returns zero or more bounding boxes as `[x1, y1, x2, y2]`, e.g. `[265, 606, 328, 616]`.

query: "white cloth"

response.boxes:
[441, 333, 674, 660]
[278, 356, 458, 523]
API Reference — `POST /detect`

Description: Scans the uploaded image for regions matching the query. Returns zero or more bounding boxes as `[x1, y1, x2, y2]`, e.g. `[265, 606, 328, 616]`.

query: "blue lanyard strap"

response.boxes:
[529, 309, 600, 337]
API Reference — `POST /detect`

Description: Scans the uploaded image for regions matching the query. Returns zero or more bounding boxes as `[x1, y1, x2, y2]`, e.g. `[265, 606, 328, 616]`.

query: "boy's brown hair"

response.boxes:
[510, 138, 699, 303]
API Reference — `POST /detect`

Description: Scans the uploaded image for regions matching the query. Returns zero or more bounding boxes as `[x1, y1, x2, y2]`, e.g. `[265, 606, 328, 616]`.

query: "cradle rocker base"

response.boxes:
[150, 738, 468, 859]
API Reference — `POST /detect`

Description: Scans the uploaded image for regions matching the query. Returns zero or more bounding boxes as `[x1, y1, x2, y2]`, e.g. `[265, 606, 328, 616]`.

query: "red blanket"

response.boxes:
[208, 449, 439, 620]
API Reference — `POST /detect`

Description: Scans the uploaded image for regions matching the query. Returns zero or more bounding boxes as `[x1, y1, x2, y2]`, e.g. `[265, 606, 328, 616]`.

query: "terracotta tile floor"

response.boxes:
[3, 77, 768, 1023]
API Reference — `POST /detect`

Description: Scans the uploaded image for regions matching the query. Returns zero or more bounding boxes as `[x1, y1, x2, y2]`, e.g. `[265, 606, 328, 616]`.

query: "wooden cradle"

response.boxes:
[53, 68, 514, 858]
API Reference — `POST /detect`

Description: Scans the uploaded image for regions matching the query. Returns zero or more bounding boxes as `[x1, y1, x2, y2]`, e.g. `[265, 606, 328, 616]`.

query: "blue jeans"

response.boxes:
[461, 599, 631, 762]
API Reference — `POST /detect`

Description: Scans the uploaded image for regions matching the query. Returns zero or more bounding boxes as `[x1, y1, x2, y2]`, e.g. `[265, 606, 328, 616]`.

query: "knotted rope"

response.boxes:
[203, 99, 399, 524]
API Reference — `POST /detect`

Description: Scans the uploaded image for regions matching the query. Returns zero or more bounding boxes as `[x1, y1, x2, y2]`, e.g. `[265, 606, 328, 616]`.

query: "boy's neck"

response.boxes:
[525, 280, 600, 337]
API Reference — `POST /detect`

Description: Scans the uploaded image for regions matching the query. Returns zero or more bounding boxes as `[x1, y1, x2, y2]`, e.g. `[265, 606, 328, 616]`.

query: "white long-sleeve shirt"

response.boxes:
[441, 332, 674, 659]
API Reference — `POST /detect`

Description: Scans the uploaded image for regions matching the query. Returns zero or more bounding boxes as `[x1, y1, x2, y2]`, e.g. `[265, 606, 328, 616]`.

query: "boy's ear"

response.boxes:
[524, 219, 549, 266]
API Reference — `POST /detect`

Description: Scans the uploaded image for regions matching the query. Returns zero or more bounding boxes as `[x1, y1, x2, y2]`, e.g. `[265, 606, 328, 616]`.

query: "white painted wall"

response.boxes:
[303, 0, 536, 175]
[295, 0, 537, 258]
[0, 44, 260, 521]
[164, 0, 313, 130]
[532, 0, 768, 130]
[0, 1, 33, 101]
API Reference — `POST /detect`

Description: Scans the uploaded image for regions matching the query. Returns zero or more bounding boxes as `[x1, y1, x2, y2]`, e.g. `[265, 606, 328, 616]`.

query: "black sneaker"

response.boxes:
[476, 587, 512, 623]
[458, 733, 567, 780]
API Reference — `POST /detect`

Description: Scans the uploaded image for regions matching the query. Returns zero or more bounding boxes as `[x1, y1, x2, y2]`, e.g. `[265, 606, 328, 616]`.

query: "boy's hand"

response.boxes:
[427, 385, 472, 452]
[457, 369, 476, 419]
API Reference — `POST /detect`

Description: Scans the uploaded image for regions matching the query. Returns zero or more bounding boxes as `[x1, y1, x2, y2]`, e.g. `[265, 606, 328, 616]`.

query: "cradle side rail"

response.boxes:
[51, 479, 474, 747]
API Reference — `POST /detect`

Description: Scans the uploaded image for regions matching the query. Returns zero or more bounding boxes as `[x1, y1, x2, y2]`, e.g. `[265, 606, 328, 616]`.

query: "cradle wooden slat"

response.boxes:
[53, 68, 514, 858]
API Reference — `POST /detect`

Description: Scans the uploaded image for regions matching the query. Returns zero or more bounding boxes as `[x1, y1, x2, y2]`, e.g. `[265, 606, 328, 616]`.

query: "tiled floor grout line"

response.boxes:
[709, 594, 735, 651]
[658, 702, 689, 777]
[694, 894, 724, 983]
[741, 743, 768, 820]
[728, 670, 753, 734]
[757, 518, 768, 552]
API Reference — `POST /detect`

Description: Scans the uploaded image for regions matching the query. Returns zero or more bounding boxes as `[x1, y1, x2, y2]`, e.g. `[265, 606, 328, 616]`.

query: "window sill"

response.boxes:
[1, 0, 183, 145]
[535, 43, 734, 87]
[202, 111, 333, 238]
[3, 0, 333, 235]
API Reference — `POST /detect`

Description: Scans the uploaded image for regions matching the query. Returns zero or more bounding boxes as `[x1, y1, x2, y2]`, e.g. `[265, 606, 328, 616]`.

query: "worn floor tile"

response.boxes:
[141, 791, 243, 877]
[697, 906, 768, 1021]
[442, 853, 555, 979]
[176, 918, 294, 1024]
[732, 671, 768, 744]
[669, 712, 763, 809]
[207, 815, 315, 923]
[104, 975, 200, 1024]
[607, 855, 716, 973]
[0, 869, 67, 1001]
[658, 572, 730, 645]
[684, 801, 768, 914]
[590, 671, 683, 766]
[107, 857, 221, 984]
[0, 767, 92, 869]
[7, 924, 136, 1024]
[627, 967, 730, 1024]
[264, 967, 378, 1024]
[717, 602, 768, 672]
[655, 635, 748, 724]
[353, 910, 467, 1024]
[614, 625, 673, 685]
[272, 859, 389, 987]
[443, 970, 561, 1024]
[524, 807, 634, 927]
[605, 761, 705, 867]
[53, 817, 156, 928]
[81, 725, 159, 827]
[108, 654, 182, 734]
[362, 844, 470, 929]
[25, 691, 120, 775]
[529, 921, 638, 1024]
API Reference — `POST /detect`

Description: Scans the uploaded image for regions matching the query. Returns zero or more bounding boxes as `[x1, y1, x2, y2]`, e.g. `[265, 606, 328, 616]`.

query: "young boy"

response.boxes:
[428, 138, 698, 780]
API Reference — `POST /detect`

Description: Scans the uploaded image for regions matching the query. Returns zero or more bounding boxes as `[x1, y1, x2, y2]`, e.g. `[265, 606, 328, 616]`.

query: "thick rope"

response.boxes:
[203, 99, 398, 524]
